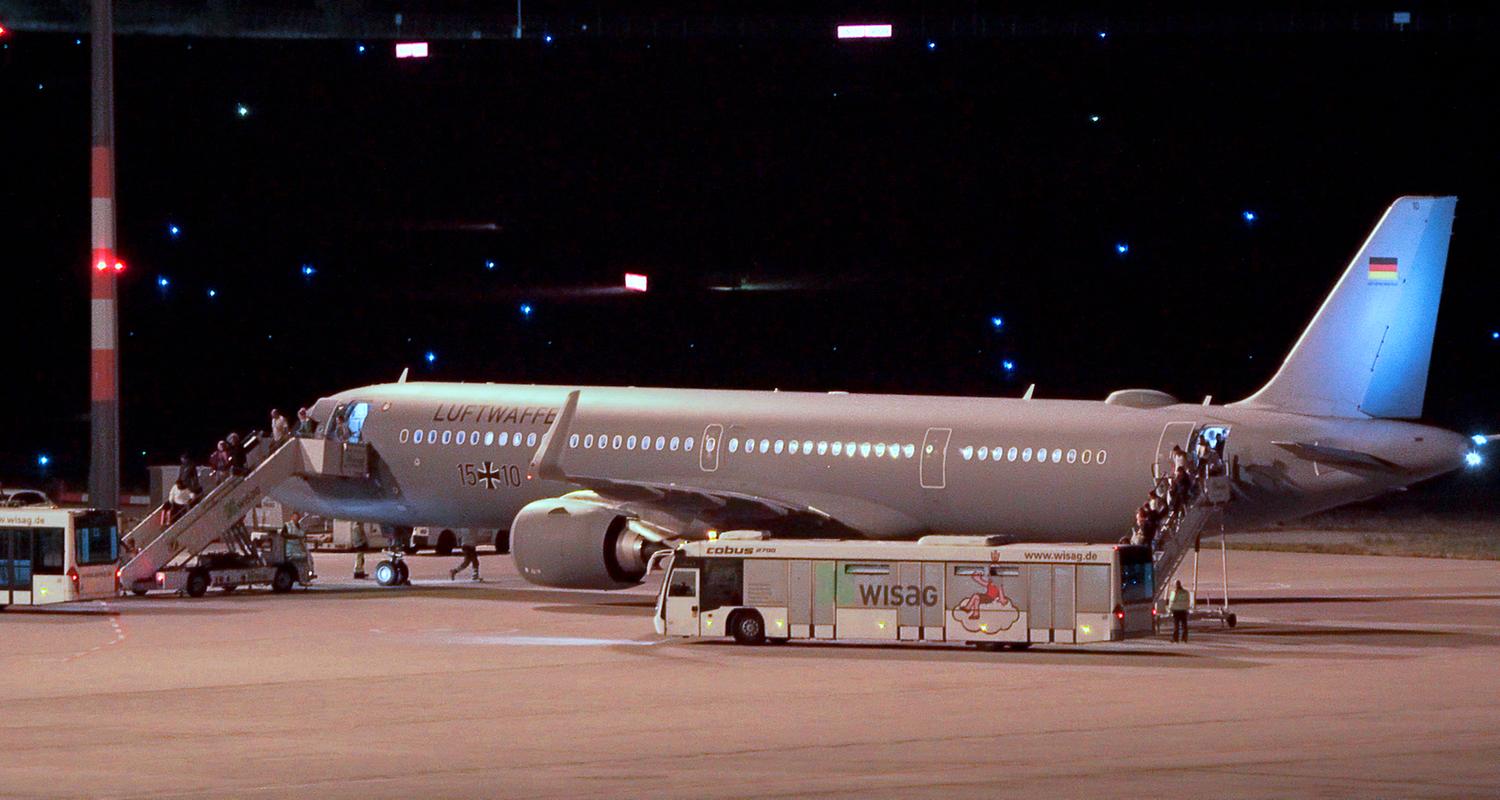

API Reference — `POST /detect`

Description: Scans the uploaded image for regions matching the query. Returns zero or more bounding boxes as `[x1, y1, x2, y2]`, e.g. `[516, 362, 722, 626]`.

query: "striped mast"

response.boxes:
[89, 0, 120, 510]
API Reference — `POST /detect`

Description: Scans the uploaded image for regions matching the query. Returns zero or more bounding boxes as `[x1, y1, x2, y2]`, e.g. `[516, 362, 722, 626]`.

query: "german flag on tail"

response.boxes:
[1368, 256, 1399, 284]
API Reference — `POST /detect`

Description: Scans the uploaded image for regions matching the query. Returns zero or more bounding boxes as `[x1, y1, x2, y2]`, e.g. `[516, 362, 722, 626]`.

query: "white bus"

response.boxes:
[655, 534, 1155, 648]
[0, 508, 120, 610]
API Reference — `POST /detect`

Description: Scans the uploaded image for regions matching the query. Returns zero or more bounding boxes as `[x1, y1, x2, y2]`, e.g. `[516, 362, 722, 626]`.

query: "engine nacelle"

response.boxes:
[510, 496, 662, 589]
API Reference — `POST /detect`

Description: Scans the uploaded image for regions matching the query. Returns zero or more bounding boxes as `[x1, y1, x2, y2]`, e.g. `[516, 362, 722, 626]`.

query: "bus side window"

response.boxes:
[668, 576, 696, 597]
[701, 560, 743, 612]
[35, 528, 65, 575]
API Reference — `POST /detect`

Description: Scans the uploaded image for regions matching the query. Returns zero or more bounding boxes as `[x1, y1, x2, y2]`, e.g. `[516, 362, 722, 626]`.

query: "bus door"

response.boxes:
[1027, 564, 1076, 643]
[664, 567, 700, 636]
[0, 528, 33, 606]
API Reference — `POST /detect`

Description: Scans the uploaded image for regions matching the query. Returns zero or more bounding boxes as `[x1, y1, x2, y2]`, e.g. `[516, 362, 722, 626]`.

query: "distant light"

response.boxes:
[235, 103, 249, 118]
[1492, 331, 1498, 340]
[926, 40, 937, 50]
[1466, 452, 1483, 468]
[1115, 241, 1130, 255]
[1002, 360, 1016, 372]
[837, 24, 893, 39]
[395, 41, 429, 59]
[37, 454, 50, 467]
[168, 224, 181, 237]
[76, 38, 83, 46]
[485, 260, 496, 270]
[36, 83, 43, 91]
[990, 316, 1004, 329]
[1088, 114, 1101, 123]
[156, 275, 170, 288]
[1393, 11, 1412, 25]
[1097, 31, 1108, 39]
[301, 264, 316, 277]
[542, 33, 554, 44]
[424, 351, 437, 365]
[519, 303, 533, 317]
[1474, 435, 1489, 446]
[1242, 210, 1257, 223]
[356, 42, 367, 54]
[624, 272, 649, 292]
[0, 24, 7, 37]
[207, 288, 217, 299]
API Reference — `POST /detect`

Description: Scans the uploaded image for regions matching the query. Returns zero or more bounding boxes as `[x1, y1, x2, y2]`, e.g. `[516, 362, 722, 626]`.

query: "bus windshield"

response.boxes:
[75, 511, 119, 566]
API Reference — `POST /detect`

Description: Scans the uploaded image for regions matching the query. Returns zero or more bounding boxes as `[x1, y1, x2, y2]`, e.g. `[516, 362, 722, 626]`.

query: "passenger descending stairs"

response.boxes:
[118, 436, 371, 593]
[1149, 474, 1233, 613]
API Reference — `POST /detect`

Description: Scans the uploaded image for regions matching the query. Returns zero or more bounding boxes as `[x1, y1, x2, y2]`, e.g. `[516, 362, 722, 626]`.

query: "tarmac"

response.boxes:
[2, 548, 1498, 799]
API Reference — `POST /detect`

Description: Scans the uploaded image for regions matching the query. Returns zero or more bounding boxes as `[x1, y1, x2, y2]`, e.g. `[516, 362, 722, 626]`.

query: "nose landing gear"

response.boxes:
[373, 552, 411, 587]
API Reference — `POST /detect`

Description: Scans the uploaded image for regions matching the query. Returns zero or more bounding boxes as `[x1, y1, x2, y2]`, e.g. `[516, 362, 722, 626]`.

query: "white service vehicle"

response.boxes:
[0, 508, 119, 610]
[655, 534, 1155, 648]
[411, 526, 508, 555]
[0, 488, 55, 508]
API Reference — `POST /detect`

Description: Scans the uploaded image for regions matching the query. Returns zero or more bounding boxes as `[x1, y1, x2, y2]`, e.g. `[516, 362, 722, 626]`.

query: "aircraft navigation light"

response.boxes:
[837, 24, 893, 39]
[1491, 331, 1498, 340]
[168, 224, 180, 237]
[990, 316, 1004, 329]
[519, 303, 533, 317]
[485, 260, 496, 270]
[1242, 210, 1257, 223]
[207, 288, 217, 298]
[356, 43, 367, 54]
[1089, 114, 1101, 123]
[1002, 360, 1016, 372]
[157, 276, 170, 288]
[1466, 452, 1483, 468]
[236, 103, 249, 118]
[37, 454, 49, 467]
[1115, 241, 1130, 255]
[624, 272, 649, 292]
[926, 40, 937, 50]
[1097, 31, 1108, 39]
[301, 264, 316, 277]
[395, 42, 429, 59]
[543, 33, 554, 44]
[1473, 435, 1488, 446]
[425, 351, 437, 365]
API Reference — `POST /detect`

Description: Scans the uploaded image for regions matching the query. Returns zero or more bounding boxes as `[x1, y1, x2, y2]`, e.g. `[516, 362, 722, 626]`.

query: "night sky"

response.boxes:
[1, 17, 1496, 490]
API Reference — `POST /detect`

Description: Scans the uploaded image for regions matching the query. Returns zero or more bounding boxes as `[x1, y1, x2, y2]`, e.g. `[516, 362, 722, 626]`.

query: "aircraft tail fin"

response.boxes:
[1237, 195, 1457, 419]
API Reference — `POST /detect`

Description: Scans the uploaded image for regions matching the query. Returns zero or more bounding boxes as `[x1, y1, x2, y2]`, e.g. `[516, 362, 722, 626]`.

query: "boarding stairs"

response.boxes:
[118, 436, 371, 593]
[1147, 466, 1236, 626]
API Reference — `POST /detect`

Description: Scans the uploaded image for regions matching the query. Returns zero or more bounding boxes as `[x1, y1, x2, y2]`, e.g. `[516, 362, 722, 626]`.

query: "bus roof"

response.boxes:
[0, 507, 110, 527]
[680, 538, 1135, 565]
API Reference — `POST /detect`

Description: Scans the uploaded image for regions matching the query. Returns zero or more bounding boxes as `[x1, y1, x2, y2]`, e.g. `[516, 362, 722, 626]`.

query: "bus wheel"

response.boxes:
[271, 566, 296, 594]
[1226, 613, 1238, 629]
[374, 560, 399, 587]
[730, 611, 766, 645]
[131, 588, 148, 597]
[1006, 643, 1032, 651]
[221, 584, 237, 594]
[186, 571, 210, 598]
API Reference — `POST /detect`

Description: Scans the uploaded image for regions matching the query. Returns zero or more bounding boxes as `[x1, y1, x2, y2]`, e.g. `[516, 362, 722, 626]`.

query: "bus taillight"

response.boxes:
[1114, 605, 1125, 621]
[68, 567, 80, 586]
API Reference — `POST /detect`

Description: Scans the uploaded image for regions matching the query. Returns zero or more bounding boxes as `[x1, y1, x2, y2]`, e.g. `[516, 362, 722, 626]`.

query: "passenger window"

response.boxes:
[846, 442, 857, 457]
[400, 429, 411, 443]
[612, 435, 623, 449]
[789, 440, 800, 454]
[512, 432, 522, 446]
[484, 432, 495, 446]
[1067, 448, 1077, 463]
[442, 431, 453, 445]
[668, 575, 697, 597]
[584, 434, 595, 448]
[832, 442, 843, 456]
[627, 435, 637, 450]
[670, 436, 681, 451]
[456, 431, 467, 445]
[685, 437, 694, 451]
[568, 433, 579, 448]
[774, 439, 784, 454]
[803, 440, 813, 454]
[875, 443, 886, 457]
[656, 436, 666, 451]
[728, 438, 739, 453]
[844, 563, 890, 575]
[705, 436, 716, 452]
[1051, 448, 1062, 463]
[818, 441, 829, 455]
[975, 447, 986, 461]
[1022, 447, 1032, 462]
[1082, 449, 1093, 464]
[529, 433, 539, 447]
[903, 443, 915, 459]
[888, 444, 899, 459]
[1007, 446, 1018, 462]
[1098, 450, 1108, 464]
[472, 431, 481, 445]
[758, 438, 769, 453]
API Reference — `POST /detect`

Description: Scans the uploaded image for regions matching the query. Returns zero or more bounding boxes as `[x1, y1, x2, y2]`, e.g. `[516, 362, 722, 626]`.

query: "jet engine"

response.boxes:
[510, 496, 666, 589]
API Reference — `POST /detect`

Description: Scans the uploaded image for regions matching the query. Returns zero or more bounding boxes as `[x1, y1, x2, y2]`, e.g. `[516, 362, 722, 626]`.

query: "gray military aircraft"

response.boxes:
[272, 196, 1477, 590]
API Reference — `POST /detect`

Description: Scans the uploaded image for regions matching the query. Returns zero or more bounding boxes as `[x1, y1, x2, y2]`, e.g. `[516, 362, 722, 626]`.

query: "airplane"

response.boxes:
[270, 195, 1478, 591]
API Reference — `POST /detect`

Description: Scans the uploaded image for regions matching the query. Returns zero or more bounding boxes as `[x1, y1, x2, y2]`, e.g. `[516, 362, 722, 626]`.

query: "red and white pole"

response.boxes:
[89, 0, 121, 510]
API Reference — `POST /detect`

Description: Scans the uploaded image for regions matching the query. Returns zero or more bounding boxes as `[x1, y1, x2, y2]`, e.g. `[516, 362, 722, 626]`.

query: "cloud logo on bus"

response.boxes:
[952, 556, 1021, 634]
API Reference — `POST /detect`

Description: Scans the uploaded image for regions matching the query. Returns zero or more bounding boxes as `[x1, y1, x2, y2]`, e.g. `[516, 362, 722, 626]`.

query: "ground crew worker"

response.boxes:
[1168, 579, 1192, 642]
[449, 529, 482, 582]
[351, 521, 368, 579]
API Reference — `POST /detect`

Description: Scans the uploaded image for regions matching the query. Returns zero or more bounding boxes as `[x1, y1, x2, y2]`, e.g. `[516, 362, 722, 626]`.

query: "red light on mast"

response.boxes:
[113, 260, 125, 272]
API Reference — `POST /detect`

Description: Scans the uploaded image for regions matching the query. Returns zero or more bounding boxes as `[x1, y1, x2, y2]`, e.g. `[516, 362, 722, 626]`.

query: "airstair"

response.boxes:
[118, 436, 371, 594]
[1141, 433, 1237, 627]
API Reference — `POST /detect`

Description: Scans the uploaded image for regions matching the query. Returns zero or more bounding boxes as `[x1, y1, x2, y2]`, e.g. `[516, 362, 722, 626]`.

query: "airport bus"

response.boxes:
[654, 534, 1155, 647]
[0, 508, 120, 610]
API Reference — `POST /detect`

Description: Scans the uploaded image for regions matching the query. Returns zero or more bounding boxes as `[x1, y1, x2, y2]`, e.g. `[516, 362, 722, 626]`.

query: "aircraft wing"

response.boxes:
[529, 390, 909, 536]
[1271, 441, 1403, 473]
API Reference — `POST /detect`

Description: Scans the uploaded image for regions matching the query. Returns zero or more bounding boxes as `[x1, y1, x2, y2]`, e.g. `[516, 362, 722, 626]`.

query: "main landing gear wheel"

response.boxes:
[374, 560, 400, 587]
[395, 560, 410, 585]
[730, 611, 766, 645]
[1226, 613, 1238, 628]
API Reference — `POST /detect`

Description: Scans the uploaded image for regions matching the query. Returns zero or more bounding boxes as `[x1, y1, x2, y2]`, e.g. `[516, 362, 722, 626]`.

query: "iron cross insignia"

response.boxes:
[477, 461, 503, 489]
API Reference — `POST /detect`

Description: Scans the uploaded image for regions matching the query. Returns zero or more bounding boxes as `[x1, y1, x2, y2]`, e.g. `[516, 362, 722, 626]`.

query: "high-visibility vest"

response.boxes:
[1168, 586, 1191, 611]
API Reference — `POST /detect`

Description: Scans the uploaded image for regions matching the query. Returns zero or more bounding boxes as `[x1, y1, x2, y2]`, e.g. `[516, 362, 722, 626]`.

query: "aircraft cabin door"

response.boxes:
[700, 424, 723, 472]
[920, 427, 952, 489]
[664, 568, 700, 636]
[1155, 421, 1198, 480]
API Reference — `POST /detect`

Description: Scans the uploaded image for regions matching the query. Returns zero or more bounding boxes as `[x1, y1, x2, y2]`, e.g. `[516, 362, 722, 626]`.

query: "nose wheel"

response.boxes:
[373, 553, 411, 587]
